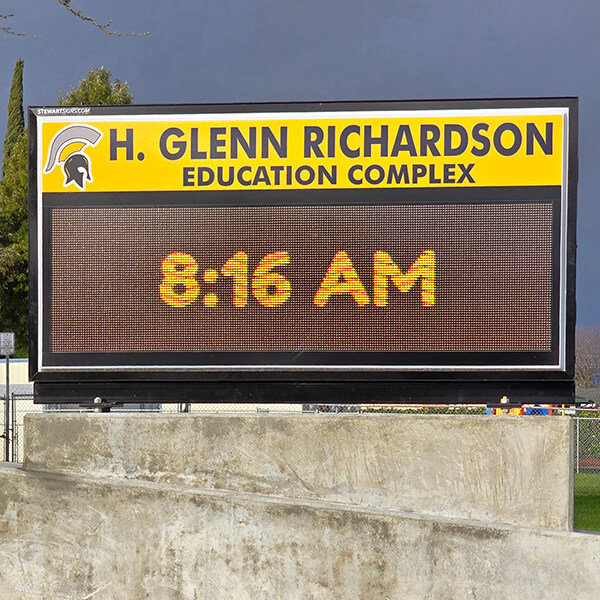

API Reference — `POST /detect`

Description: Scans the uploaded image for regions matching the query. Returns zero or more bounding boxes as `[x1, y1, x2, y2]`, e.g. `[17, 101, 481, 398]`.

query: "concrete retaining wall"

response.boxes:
[0, 464, 598, 600]
[0, 412, 597, 599]
[24, 413, 573, 529]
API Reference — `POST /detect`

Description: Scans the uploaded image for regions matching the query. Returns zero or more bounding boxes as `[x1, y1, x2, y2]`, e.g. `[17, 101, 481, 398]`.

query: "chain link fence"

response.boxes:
[574, 414, 600, 495]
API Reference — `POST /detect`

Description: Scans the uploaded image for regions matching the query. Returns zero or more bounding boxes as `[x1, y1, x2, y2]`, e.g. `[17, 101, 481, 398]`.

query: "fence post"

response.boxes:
[576, 417, 580, 474]
[4, 356, 8, 462]
[11, 392, 16, 462]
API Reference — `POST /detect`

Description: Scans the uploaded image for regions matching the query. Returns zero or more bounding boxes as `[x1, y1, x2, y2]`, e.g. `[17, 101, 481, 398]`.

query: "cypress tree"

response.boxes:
[2, 59, 24, 176]
[0, 59, 27, 356]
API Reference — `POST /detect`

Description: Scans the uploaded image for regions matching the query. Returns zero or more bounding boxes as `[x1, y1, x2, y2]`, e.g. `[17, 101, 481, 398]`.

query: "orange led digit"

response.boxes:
[159, 252, 200, 307]
[220, 251, 249, 307]
[251, 251, 291, 307]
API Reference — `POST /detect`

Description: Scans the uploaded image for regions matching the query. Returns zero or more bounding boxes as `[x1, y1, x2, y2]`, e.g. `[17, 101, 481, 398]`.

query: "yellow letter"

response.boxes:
[373, 250, 435, 306]
[313, 251, 370, 306]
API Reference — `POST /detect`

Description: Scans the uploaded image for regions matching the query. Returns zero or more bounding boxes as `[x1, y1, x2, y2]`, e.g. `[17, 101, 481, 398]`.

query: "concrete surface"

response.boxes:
[24, 413, 573, 529]
[0, 464, 599, 600]
[0, 412, 594, 599]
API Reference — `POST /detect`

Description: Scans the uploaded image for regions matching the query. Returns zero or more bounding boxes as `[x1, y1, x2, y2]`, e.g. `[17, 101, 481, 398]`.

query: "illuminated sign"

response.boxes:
[29, 99, 577, 404]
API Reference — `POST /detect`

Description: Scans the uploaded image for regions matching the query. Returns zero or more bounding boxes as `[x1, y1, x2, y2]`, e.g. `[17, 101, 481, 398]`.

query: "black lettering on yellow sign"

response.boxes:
[159, 126, 288, 161]
[347, 163, 475, 185]
[110, 128, 134, 161]
[302, 122, 552, 159]
[182, 164, 337, 187]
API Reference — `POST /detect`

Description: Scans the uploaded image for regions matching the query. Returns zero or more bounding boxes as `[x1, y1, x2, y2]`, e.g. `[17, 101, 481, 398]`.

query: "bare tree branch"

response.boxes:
[0, 13, 39, 39]
[57, 1, 149, 36]
[0, 4, 149, 39]
[576, 326, 600, 387]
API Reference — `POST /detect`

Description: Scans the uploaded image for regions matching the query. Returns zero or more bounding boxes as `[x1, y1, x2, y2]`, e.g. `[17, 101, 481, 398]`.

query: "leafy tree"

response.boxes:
[0, 59, 27, 355]
[59, 67, 133, 106]
[0, 133, 28, 356]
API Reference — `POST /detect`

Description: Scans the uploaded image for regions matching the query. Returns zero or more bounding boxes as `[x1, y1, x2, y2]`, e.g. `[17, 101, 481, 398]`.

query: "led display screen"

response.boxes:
[29, 100, 577, 403]
[49, 201, 554, 354]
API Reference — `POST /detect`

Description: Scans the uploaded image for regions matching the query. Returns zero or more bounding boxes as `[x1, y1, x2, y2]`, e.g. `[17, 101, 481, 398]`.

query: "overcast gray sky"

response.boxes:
[1, 0, 599, 324]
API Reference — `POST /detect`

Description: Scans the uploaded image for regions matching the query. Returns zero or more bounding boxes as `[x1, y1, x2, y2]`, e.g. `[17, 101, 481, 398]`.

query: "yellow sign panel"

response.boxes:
[39, 111, 564, 193]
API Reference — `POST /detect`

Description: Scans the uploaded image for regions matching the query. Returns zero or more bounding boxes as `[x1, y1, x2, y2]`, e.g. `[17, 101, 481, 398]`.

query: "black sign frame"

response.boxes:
[29, 98, 578, 404]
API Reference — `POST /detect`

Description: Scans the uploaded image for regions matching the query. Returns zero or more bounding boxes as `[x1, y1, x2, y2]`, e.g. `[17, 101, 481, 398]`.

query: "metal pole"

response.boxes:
[4, 356, 9, 462]
[11, 389, 16, 462]
[576, 417, 580, 474]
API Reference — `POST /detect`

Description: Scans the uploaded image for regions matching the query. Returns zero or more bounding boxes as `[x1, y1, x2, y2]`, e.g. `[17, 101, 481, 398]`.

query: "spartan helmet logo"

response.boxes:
[44, 125, 102, 190]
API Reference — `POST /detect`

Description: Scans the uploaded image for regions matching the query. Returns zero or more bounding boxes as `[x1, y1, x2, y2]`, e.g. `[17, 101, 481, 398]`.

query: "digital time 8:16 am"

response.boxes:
[159, 250, 436, 308]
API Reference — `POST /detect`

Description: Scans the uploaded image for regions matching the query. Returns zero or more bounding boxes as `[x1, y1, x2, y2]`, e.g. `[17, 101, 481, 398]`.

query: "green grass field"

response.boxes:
[574, 473, 600, 531]
[574, 472, 600, 495]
